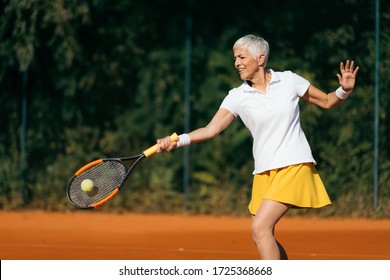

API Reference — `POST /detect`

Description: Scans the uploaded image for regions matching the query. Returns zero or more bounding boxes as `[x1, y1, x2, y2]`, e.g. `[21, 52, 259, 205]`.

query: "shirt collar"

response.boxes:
[242, 69, 280, 93]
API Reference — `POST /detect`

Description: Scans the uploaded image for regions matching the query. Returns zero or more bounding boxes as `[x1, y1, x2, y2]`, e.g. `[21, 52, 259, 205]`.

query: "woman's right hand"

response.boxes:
[157, 135, 177, 153]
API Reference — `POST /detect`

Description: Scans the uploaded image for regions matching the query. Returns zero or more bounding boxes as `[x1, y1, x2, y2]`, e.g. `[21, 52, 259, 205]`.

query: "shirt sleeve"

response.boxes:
[220, 91, 238, 118]
[292, 72, 310, 97]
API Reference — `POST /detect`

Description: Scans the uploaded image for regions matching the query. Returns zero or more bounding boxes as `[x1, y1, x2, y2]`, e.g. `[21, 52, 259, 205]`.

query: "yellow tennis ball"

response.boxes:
[81, 179, 94, 192]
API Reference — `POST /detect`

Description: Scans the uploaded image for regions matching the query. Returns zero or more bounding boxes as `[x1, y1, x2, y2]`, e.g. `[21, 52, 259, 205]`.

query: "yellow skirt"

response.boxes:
[248, 163, 331, 215]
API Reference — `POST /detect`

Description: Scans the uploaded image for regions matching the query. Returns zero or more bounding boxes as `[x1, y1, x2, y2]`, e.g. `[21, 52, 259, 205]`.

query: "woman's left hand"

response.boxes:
[336, 60, 359, 92]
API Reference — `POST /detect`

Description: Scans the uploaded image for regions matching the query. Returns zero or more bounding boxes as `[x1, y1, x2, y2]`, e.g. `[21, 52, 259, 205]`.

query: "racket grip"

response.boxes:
[143, 132, 179, 158]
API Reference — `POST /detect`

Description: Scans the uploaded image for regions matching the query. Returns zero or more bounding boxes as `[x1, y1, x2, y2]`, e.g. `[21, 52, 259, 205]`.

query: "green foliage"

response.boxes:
[0, 0, 389, 217]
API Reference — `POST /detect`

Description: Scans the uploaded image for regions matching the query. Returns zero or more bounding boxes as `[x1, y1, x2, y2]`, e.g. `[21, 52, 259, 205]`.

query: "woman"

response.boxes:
[156, 34, 359, 260]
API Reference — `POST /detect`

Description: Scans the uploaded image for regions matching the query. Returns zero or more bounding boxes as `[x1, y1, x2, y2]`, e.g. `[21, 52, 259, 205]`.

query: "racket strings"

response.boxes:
[68, 161, 127, 208]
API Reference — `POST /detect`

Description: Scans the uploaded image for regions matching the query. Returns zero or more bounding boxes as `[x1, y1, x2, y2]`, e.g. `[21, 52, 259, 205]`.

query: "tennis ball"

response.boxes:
[81, 179, 95, 192]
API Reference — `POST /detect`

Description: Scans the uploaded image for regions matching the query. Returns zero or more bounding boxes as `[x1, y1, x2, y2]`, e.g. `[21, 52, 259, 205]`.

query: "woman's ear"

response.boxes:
[257, 54, 266, 67]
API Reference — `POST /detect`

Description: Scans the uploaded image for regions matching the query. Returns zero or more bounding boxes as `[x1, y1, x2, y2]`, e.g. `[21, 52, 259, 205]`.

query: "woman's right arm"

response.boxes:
[157, 108, 235, 152]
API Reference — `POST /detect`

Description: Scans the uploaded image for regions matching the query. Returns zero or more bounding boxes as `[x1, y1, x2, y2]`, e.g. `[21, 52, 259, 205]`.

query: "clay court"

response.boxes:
[1, 211, 390, 260]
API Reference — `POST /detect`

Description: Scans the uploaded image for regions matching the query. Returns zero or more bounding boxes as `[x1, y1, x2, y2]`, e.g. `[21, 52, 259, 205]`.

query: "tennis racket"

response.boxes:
[66, 133, 178, 209]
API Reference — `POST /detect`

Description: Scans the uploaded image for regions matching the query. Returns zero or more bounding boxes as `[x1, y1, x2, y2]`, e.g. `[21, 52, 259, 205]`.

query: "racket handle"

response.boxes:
[143, 132, 179, 158]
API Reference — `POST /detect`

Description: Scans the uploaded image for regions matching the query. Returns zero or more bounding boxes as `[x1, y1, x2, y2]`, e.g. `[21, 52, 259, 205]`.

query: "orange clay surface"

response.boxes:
[1, 211, 390, 260]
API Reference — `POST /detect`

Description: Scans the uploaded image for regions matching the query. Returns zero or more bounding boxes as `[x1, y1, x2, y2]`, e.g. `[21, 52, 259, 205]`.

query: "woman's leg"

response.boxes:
[251, 199, 290, 260]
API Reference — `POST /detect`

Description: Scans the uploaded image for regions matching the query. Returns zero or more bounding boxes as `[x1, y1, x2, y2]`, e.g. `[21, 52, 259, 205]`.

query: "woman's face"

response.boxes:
[233, 47, 260, 81]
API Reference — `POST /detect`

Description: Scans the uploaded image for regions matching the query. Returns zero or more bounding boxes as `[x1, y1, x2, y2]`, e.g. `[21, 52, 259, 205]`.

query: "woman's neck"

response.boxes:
[248, 69, 271, 93]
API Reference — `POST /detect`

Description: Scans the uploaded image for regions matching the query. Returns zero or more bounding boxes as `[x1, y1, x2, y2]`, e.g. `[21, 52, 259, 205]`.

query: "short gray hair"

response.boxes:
[233, 34, 269, 65]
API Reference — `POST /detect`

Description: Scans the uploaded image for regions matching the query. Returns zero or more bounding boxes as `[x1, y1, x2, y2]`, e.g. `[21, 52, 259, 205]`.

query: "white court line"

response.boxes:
[2, 243, 390, 259]
[290, 252, 390, 259]
[0, 243, 257, 256]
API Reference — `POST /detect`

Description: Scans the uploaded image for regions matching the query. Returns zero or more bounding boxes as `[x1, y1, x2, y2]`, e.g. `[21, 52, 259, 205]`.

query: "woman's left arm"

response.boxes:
[301, 60, 360, 109]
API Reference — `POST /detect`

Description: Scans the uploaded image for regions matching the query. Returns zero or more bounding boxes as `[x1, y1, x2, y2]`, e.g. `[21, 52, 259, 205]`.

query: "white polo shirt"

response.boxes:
[220, 69, 315, 174]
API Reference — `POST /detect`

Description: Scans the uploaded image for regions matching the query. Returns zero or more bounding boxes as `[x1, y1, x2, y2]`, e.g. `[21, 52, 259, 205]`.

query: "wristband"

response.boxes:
[176, 133, 191, 148]
[335, 86, 352, 100]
